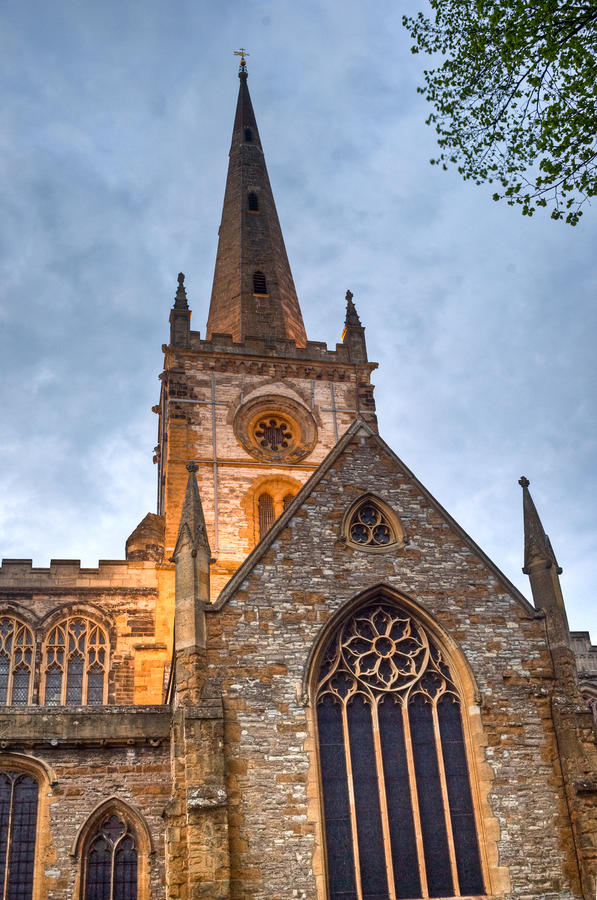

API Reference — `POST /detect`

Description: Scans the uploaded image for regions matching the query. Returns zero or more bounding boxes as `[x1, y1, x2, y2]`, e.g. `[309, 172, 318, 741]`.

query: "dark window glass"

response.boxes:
[348, 697, 387, 900]
[244, 127, 252, 141]
[316, 602, 485, 900]
[282, 494, 294, 511]
[253, 271, 267, 294]
[378, 699, 421, 899]
[44, 665, 62, 706]
[438, 698, 485, 895]
[258, 493, 275, 539]
[409, 695, 453, 897]
[248, 192, 259, 211]
[317, 697, 357, 900]
[0, 772, 39, 900]
[66, 654, 84, 704]
[84, 815, 137, 900]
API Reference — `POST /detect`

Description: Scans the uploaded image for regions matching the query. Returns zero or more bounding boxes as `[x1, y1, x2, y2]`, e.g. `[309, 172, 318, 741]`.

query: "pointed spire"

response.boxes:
[173, 462, 210, 559]
[169, 272, 191, 348]
[205, 65, 307, 347]
[519, 476, 562, 574]
[174, 272, 188, 310]
[344, 289, 361, 328]
[341, 289, 368, 363]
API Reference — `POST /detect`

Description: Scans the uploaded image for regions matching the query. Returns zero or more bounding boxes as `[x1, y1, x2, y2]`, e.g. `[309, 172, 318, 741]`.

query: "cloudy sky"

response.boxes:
[1, 1, 595, 639]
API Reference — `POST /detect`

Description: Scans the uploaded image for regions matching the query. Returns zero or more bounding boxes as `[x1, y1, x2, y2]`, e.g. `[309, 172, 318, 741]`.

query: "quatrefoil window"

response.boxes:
[255, 418, 292, 452]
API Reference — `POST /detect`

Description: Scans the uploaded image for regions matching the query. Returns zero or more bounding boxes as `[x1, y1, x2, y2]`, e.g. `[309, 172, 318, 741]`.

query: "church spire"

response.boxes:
[205, 60, 307, 347]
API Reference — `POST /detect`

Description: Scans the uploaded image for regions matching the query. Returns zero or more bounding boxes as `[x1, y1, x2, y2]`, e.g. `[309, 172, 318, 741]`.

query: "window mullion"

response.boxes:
[431, 701, 461, 896]
[370, 699, 397, 900]
[341, 701, 363, 900]
[82, 623, 89, 706]
[2, 779, 14, 900]
[401, 701, 429, 899]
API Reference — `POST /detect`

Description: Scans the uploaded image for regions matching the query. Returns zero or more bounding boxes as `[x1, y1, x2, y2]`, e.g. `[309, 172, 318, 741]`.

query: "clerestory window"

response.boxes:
[82, 814, 137, 900]
[0, 617, 34, 706]
[0, 771, 39, 900]
[315, 601, 485, 900]
[41, 616, 108, 706]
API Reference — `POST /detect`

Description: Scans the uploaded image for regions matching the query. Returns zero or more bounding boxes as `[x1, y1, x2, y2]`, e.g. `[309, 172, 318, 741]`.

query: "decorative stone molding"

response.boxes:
[233, 394, 318, 463]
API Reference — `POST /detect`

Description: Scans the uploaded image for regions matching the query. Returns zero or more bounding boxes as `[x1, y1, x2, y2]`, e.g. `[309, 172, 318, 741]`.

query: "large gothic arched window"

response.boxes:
[315, 602, 485, 900]
[0, 770, 39, 900]
[41, 617, 108, 706]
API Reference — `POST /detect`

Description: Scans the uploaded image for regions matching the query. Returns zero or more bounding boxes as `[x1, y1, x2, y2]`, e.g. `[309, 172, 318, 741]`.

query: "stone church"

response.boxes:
[1, 57, 596, 900]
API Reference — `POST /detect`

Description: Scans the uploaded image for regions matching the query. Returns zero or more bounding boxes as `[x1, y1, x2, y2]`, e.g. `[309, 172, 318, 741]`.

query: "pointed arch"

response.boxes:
[305, 585, 500, 899]
[0, 753, 53, 900]
[40, 612, 109, 707]
[341, 492, 406, 553]
[72, 797, 152, 900]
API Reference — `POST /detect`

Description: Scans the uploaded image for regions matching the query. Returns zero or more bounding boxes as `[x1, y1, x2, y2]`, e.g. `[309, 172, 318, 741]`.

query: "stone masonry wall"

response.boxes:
[0, 558, 170, 704]
[201, 431, 595, 900]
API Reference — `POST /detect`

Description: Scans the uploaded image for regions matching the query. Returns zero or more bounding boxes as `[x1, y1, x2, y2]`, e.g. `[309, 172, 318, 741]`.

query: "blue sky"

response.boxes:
[1, 0, 595, 638]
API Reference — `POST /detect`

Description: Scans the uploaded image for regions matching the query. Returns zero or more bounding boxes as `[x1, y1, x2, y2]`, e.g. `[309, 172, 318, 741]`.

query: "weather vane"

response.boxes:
[234, 48, 249, 76]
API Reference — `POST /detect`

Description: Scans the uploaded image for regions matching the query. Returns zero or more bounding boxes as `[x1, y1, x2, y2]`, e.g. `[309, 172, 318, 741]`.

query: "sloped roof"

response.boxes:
[213, 418, 535, 615]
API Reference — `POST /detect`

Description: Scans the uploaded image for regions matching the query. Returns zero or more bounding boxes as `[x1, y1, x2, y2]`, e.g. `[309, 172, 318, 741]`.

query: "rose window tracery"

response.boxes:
[255, 417, 292, 452]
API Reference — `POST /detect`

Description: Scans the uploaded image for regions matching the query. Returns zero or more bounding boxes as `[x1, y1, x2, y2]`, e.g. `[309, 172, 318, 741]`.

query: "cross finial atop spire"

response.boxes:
[234, 48, 249, 78]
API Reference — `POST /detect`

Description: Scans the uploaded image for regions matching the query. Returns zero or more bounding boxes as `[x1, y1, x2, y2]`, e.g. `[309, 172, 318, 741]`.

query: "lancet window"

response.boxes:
[315, 602, 485, 900]
[248, 192, 259, 211]
[253, 270, 267, 295]
[0, 771, 39, 900]
[42, 617, 108, 706]
[82, 814, 137, 900]
[258, 493, 275, 539]
[0, 617, 34, 706]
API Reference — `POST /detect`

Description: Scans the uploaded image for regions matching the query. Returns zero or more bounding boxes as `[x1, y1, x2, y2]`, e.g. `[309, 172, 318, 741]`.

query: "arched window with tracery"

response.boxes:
[82, 814, 137, 900]
[0, 617, 34, 706]
[0, 770, 39, 900]
[42, 617, 108, 706]
[258, 493, 275, 539]
[315, 601, 485, 900]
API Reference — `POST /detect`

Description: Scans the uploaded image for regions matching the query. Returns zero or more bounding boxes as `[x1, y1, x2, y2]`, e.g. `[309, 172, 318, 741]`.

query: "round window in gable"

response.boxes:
[343, 495, 405, 553]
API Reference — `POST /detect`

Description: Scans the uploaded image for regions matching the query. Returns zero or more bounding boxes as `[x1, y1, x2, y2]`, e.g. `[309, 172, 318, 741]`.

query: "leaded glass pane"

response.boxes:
[85, 816, 137, 900]
[114, 836, 137, 900]
[0, 773, 39, 900]
[43, 618, 108, 706]
[66, 654, 84, 705]
[258, 493, 275, 539]
[316, 602, 484, 899]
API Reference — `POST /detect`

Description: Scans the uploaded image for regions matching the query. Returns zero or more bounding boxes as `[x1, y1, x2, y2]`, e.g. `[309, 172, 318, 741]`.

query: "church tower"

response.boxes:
[156, 55, 378, 597]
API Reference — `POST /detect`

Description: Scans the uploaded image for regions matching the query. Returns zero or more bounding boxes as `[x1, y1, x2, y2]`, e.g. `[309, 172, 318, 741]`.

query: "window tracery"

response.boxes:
[0, 770, 39, 900]
[347, 500, 396, 548]
[0, 617, 34, 706]
[316, 602, 484, 900]
[82, 814, 137, 900]
[42, 617, 108, 706]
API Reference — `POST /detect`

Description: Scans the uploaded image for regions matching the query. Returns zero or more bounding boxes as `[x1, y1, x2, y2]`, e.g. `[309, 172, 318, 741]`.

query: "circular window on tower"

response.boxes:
[233, 395, 318, 463]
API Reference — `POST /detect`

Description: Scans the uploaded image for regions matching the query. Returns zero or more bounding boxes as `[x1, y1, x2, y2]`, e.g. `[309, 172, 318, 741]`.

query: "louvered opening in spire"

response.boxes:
[205, 70, 307, 347]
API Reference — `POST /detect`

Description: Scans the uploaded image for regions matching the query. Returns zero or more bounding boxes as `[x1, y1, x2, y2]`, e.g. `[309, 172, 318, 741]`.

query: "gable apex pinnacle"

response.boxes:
[519, 475, 562, 574]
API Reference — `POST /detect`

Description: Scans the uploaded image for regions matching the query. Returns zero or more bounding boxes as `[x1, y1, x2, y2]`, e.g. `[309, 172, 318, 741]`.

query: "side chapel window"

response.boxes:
[316, 602, 485, 900]
[42, 617, 108, 706]
[0, 617, 34, 706]
[0, 771, 39, 900]
[82, 815, 137, 900]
